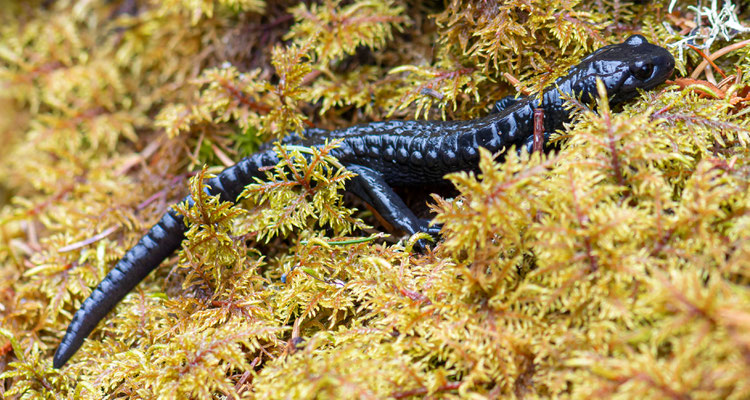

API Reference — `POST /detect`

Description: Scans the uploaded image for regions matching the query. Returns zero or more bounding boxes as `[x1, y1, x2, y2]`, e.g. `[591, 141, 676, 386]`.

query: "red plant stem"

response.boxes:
[690, 38, 750, 80]
[687, 44, 727, 79]
[219, 81, 272, 114]
[58, 226, 118, 253]
[533, 108, 544, 153]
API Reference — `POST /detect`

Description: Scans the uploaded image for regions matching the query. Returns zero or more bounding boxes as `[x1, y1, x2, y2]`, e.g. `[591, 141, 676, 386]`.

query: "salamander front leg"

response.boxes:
[345, 165, 439, 249]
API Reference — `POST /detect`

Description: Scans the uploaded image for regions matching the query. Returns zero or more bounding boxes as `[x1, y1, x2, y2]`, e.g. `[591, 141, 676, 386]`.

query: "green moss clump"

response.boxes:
[1, 0, 749, 398]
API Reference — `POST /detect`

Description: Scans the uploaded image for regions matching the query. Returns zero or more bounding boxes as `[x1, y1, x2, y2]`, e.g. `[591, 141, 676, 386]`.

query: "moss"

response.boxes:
[1, 0, 749, 398]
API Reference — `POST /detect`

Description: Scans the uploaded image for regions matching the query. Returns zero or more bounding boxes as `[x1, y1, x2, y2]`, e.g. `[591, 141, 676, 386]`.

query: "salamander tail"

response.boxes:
[53, 207, 187, 368]
[53, 149, 280, 368]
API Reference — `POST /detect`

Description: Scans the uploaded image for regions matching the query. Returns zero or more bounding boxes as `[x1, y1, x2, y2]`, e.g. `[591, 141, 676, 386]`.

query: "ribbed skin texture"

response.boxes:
[53, 35, 675, 368]
[206, 149, 280, 202]
[53, 207, 187, 368]
[53, 150, 279, 369]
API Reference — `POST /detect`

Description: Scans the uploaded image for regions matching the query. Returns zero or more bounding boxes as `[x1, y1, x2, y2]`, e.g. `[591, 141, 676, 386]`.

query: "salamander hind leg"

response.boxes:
[345, 164, 439, 251]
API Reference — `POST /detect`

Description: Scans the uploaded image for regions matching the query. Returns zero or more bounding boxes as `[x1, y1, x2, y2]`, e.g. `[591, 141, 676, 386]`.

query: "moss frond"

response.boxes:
[239, 140, 363, 241]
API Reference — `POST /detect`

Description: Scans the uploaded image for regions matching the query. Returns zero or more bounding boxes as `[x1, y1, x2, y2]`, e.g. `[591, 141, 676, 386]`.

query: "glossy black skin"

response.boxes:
[53, 35, 674, 368]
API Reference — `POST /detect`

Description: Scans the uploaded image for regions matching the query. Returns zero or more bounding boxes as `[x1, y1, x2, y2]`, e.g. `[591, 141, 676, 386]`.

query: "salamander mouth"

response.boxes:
[604, 71, 640, 106]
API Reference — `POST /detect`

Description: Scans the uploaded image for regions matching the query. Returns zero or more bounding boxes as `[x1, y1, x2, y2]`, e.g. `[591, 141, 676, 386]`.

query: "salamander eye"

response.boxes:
[630, 61, 654, 80]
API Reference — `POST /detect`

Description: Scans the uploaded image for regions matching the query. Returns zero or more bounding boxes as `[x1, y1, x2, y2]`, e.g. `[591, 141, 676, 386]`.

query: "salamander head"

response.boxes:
[566, 35, 675, 106]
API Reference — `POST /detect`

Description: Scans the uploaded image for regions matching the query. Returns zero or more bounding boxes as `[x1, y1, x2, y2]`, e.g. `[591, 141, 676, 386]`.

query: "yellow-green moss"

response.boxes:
[1, 0, 749, 399]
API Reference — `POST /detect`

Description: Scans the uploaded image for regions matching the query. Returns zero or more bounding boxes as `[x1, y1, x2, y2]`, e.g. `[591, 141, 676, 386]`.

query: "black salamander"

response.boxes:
[53, 35, 674, 368]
